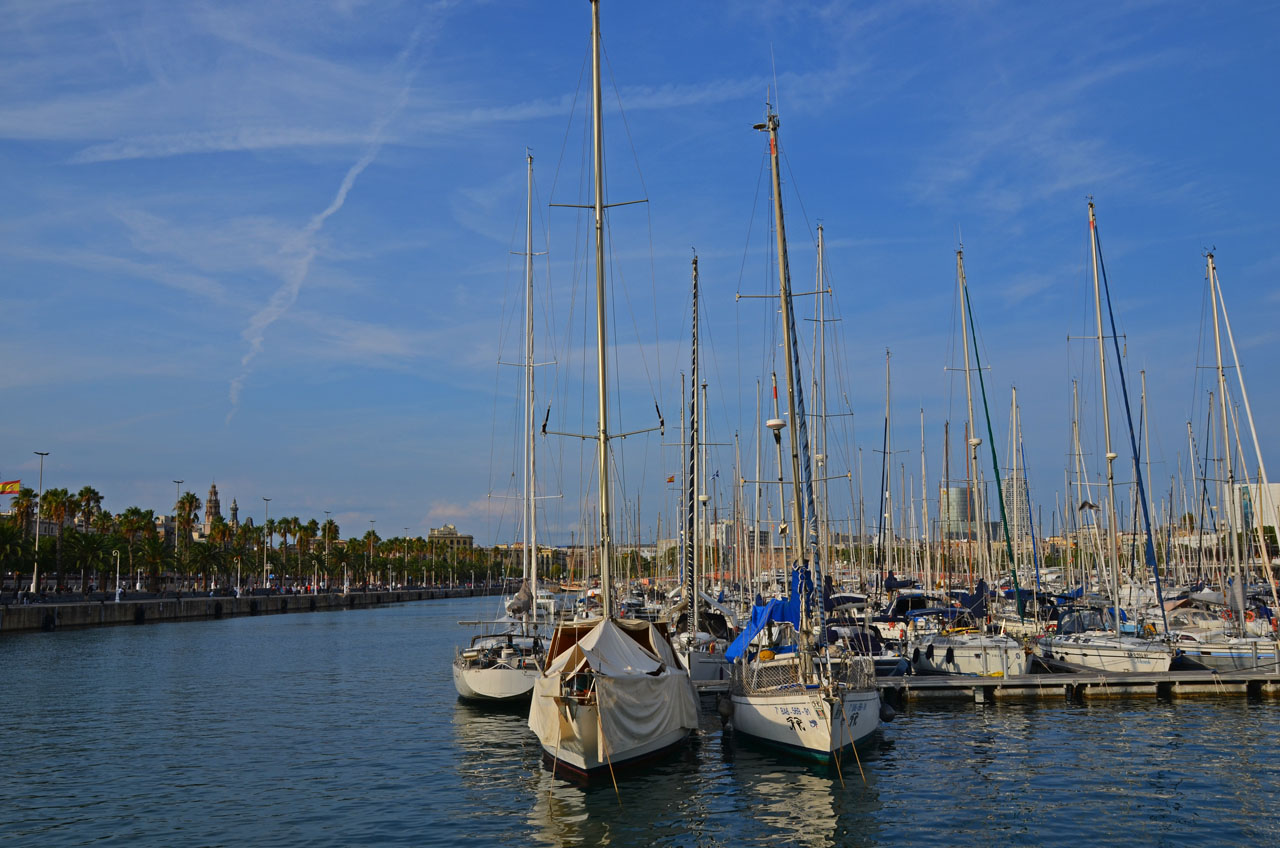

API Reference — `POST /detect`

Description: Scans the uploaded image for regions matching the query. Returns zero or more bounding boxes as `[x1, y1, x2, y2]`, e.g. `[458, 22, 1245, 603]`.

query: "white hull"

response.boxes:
[1040, 634, 1173, 673]
[1179, 640, 1280, 672]
[910, 633, 1028, 677]
[731, 686, 879, 758]
[452, 662, 538, 701]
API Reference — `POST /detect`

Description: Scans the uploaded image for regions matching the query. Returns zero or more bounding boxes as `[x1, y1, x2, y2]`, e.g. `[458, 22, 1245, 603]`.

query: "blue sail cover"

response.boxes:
[725, 568, 810, 663]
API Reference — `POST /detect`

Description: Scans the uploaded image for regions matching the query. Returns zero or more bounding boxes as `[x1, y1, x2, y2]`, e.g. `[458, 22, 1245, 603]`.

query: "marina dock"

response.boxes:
[879, 668, 1280, 705]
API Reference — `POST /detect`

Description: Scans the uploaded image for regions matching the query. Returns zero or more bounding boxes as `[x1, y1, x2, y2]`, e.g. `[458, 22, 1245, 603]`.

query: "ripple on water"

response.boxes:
[3, 598, 1279, 847]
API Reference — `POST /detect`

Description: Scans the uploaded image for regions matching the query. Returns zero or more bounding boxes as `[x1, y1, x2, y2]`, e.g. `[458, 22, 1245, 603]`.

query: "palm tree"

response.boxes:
[11, 487, 37, 539]
[299, 519, 318, 588]
[208, 516, 232, 551]
[118, 507, 156, 584]
[139, 535, 168, 592]
[174, 491, 202, 582]
[287, 517, 302, 586]
[0, 521, 29, 587]
[41, 488, 76, 590]
[64, 529, 106, 593]
[91, 509, 115, 537]
[77, 486, 103, 532]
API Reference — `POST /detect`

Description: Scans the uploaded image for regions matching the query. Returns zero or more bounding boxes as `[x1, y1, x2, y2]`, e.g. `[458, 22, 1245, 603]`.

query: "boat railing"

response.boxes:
[732, 653, 874, 695]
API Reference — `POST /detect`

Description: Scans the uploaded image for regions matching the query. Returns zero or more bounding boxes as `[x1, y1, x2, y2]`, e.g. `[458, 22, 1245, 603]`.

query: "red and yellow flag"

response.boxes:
[665, 475, 675, 483]
[0, 480, 20, 495]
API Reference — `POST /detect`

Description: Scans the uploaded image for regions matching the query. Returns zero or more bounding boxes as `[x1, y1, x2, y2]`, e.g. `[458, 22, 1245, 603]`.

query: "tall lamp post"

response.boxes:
[112, 550, 121, 594]
[403, 528, 409, 589]
[30, 451, 48, 594]
[173, 479, 183, 589]
[262, 497, 271, 590]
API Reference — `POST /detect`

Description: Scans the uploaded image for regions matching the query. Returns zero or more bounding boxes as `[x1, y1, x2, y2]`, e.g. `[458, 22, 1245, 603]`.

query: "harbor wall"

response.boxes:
[0, 587, 499, 634]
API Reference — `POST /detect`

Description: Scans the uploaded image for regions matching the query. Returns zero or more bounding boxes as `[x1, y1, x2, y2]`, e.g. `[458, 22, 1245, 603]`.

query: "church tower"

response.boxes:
[230, 499, 239, 531]
[204, 483, 223, 535]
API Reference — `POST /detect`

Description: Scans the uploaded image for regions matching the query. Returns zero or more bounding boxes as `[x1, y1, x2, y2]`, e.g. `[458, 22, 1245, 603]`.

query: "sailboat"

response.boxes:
[671, 255, 734, 682]
[723, 105, 882, 760]
[909, 247, 1028, 677]
[453, 152, 547, 702]
[526, 0, 698, 777]
[1038, 202, 1174, 673]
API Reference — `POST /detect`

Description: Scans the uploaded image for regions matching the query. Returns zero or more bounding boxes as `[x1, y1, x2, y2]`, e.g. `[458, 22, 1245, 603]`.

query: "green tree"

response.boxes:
[77, 486, 103, 532]
[11, 487, 37, 538]
[40, 488, 76, 589]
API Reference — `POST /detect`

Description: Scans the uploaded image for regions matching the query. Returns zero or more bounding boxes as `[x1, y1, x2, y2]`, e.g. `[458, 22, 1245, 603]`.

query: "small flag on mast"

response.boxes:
[665, 475, 675, 483]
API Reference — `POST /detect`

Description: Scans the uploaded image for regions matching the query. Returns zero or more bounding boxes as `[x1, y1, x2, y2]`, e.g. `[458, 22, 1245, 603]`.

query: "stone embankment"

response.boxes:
[0, 587, 501, 634]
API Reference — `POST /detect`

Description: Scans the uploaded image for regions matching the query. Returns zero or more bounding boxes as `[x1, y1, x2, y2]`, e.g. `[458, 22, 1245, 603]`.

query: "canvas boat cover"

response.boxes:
[529, 618, 697, 761]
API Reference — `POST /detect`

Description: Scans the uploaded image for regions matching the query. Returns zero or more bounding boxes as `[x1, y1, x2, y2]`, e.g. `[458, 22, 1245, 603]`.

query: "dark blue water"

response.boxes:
[3, 595, 1278, 846]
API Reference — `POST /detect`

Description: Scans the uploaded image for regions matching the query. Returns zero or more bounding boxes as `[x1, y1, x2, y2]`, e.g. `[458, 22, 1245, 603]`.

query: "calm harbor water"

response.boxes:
[3, 595, 1279, 847]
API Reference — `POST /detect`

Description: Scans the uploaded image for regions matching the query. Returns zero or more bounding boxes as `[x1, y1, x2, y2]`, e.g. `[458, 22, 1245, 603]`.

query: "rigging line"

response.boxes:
[547, 47, 590, 206]
[604, 211, 662, 407]
[781, 146, 819, 250]
[601, 44, 665, 400]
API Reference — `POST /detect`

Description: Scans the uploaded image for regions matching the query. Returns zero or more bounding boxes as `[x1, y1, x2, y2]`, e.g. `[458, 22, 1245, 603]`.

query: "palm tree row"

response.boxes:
[2, 487, 511, 594]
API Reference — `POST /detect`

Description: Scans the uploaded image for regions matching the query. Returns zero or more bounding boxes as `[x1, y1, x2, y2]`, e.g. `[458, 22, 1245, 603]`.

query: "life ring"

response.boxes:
[1246, 610, 1256, 623]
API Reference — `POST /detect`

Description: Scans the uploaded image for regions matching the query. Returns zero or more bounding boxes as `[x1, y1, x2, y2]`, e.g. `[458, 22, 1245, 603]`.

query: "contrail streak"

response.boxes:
[227, 25, 426, 422]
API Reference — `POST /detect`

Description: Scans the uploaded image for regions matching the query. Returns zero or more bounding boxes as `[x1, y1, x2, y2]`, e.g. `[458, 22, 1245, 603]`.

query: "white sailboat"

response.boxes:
[527, 0, 698, 777]
[672, 254, 733, 682]
[909, 248, 1028, 678]
[724, 105, 881, 761]
[1039, 202, 1173, 673]
[453, 152, 546, 702]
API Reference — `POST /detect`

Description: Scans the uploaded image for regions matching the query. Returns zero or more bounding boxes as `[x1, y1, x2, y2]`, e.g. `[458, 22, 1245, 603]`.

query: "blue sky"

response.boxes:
[2, 1, 1277, 546]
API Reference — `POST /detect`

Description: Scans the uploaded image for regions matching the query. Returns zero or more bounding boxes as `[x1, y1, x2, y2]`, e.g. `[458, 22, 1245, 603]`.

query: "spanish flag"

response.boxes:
[0, 480, 20, 495]
[665, 475, 675, 483]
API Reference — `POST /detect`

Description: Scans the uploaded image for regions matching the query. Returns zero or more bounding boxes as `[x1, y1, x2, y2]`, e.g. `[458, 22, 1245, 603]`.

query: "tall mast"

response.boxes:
[1088, 202, 1121, 633]
[589, 0, 613, 617]
[1209, 253, 1280, 624]
[523, 151, 538, 621]
[1207, 252, 1244, 622]
[762, 109, 807, 571]
[684, 258, 699, 635]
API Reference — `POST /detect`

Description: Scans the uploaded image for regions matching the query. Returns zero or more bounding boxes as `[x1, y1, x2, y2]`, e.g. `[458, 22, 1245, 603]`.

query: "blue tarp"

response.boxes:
[724, 597, 798, 662]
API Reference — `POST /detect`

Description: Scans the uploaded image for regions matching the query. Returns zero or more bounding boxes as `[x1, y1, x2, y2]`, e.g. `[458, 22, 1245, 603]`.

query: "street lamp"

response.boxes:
[112, 550, 121, 594]
[30, 451, 48, 594]
[234, 556, 241, 595]
[262, 497, 271, 591]
[368, 519, 376, 589]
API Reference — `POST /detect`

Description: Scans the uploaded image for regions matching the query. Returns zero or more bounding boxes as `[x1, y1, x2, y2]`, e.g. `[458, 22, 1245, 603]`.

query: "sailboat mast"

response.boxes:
[763, 110, 807, 571]
[684, 258, 699, 635]
[1088, 202, 1122, 633]
[589, 0, 613, 617]
[1207, 252, 1244, 621]
[524, 151, 538, 618]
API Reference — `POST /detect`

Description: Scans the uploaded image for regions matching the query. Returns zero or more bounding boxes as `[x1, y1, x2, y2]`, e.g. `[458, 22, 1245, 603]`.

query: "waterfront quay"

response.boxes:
[0, 585, 501, 634]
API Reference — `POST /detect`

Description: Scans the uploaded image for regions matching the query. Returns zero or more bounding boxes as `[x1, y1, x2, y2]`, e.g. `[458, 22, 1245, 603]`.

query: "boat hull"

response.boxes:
[452, 662, 538, 701]
[730, 687, 879, 759]
[1039, 635, 1173, 673]
[910, 634, 1029, 677]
